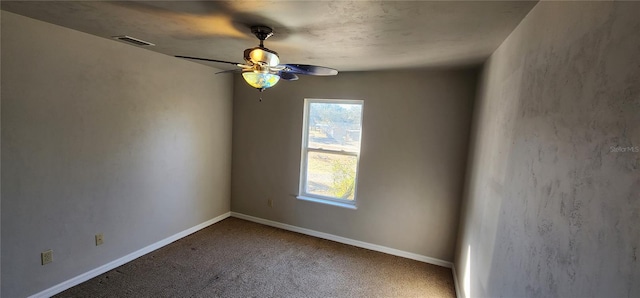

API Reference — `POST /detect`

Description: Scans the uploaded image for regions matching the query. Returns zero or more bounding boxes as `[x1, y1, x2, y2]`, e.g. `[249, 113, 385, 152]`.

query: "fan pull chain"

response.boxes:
[259, 88, 265, 102]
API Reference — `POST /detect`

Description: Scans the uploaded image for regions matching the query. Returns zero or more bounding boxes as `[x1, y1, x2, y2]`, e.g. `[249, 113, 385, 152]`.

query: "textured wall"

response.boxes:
[231, 69, 477, 262]
[455, 2, 640, 297]
[1, 11, 233, 297]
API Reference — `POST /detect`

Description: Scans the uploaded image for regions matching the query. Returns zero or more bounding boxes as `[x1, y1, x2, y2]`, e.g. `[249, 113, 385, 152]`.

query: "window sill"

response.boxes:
[296, 195, 357, 210]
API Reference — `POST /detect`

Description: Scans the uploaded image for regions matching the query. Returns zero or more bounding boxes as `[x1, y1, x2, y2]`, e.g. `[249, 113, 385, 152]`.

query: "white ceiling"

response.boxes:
[1, 1, 537, 71]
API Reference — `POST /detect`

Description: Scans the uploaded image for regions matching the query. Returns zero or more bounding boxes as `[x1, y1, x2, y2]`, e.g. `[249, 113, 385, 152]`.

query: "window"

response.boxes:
[298, 99, 363, 208]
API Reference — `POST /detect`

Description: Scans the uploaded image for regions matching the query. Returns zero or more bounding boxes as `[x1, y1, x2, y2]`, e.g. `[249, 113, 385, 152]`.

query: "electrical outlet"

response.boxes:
[41, 250, 53, 265]
[95, 233, 104, 246]
[267, 198, 273, 208]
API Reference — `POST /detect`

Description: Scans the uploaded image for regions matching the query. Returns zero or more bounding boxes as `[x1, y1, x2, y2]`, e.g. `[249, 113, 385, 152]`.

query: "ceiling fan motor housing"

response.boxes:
[244, 47, 280, 68]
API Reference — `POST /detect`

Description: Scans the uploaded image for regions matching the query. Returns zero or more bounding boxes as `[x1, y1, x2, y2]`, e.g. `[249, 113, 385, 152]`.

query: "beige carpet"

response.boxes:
[55, 217, 456, 298]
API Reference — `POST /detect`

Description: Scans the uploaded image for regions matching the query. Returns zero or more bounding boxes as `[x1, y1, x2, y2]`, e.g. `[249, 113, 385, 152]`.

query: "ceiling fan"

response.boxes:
[176, 25, 338, 94]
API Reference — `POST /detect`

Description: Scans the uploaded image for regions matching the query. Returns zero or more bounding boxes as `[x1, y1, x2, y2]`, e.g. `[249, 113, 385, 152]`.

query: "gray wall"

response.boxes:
[1, 11, 233, 297]
[231, 69, 477, 262]
[455, 2, 640, 297]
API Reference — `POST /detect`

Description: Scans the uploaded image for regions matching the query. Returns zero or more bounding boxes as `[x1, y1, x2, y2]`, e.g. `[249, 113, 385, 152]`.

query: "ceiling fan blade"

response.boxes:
[175, 55, 242, 66]
[280, 64, 338, 76]
[278, 72, 299, 81]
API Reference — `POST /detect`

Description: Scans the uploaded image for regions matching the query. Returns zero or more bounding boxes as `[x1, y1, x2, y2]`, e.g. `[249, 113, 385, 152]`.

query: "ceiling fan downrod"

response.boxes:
[251, 25, 273, 48]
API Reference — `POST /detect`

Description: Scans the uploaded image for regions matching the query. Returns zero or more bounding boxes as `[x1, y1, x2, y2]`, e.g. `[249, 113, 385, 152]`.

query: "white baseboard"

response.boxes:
[28, 212, 231, 298]
[452, 265, 462, 298]
[230, 212, 453, 269]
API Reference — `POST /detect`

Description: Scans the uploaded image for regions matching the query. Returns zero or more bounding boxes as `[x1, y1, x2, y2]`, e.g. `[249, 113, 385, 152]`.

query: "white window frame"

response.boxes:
[297, 98, 364, 209]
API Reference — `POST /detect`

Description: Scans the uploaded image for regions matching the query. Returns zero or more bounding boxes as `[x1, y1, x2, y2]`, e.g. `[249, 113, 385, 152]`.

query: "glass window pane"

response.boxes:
[308, 102, 362, 153]
[305, 151, 357, 200]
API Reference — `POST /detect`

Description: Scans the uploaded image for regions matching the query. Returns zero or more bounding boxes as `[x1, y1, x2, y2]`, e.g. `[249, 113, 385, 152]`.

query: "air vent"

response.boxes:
[112, 35, 155, 46]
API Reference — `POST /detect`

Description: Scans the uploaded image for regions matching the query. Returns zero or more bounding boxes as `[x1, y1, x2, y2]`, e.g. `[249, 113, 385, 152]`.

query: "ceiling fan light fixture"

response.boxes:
[242, 72, 280, 90]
